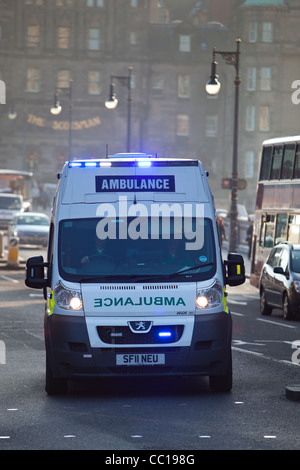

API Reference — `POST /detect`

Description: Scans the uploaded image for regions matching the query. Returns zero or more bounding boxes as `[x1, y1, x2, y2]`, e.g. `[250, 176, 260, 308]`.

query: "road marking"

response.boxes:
[233, 339, 265, 347]
[0, 275, 19, 283]
[228, 299, 247, 305]
[257, 318, 296, 329]
[231, 311, 244, 316]
[232, 347, 264, 357]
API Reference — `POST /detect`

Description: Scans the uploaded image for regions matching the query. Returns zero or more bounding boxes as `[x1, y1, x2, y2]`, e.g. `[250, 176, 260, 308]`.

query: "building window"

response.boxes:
[57, 70, 71, 89]
[249, 22, 258, 43]
[129, 31, 138, 45]
[152, 73, 164, 96]
[260, 67, 271, 91]
[88, 28, 100, 50]
[27, 25, 40, 48]
[88, 71, 102, 95]
[259, 105, 270, 131]
[177, 74, 190, 98]
[246, 105, 255, 131]
[177, 114, 189, 136]
[57, 27, 70, 49]
[87, 0, 104, 6]
[56, 0, 73, 5]
[245, 151, 255, 178]
[262, 22, 273, 42]
[26, 68, 41, 92]
[205, 115, 218, 137]
[130, 0, 147, 7]
[247, 67, 256, 91]
[179, 35, 191, 52]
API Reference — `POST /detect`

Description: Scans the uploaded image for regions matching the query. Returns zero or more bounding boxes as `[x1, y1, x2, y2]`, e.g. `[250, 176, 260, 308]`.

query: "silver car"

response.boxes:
[9, 212, 50, 247]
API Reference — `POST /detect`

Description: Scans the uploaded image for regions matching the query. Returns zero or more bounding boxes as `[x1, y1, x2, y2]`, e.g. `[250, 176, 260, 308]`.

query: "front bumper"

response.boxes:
[44, 312, 232, 379]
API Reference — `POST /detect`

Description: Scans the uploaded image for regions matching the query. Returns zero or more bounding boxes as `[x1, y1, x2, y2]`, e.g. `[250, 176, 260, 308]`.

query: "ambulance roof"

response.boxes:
[59, 155, 212, 208]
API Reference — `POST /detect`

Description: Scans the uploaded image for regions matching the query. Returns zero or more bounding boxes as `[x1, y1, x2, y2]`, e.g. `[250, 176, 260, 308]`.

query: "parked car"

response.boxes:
[259, 242, 300, 320]
[0, 193, 24, 230]
[9, 212, 50, 247]
[216, 204, 249, 221]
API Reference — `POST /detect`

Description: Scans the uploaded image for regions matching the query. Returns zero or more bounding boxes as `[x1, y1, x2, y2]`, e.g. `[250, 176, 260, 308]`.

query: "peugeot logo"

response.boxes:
[128, 321, 153, 333]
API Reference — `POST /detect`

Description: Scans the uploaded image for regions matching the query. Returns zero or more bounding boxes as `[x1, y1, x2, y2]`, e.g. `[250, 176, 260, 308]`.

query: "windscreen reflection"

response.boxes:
[58, 217, 216, 282]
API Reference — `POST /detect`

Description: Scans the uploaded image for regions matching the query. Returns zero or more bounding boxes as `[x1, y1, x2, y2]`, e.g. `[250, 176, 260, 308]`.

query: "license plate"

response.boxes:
[116, 353, 165, 366]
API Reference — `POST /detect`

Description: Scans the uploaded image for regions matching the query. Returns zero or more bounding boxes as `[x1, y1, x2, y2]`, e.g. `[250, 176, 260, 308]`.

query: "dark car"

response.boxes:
[259, 242, 300, 320]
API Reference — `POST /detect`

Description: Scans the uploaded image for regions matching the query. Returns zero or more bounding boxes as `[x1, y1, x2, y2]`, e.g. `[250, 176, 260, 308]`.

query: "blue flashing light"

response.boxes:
[158, 331, 172, 338]
[137, 160, 152, 168]
[68, 161, 83, 168]
[69, 161, 99, 168]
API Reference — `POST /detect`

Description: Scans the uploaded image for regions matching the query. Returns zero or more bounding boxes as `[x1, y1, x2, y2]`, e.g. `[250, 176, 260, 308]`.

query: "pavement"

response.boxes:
[222, 241, 259, 296]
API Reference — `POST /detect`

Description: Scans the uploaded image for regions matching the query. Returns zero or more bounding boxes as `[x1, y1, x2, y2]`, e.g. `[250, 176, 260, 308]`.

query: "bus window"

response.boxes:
[274, 213, 287, 245]
[259, 214, 275, 248]
[281, 144, 295, 179]
[293, 145, 300, 179]
[288, 214, 300, 243]
[270, 146, 283, 179]
[259, 146, 272, 180]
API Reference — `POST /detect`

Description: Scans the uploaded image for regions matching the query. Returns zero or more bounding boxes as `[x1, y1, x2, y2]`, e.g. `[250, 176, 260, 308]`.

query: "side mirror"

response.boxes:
[273, 266, 284, 275]
[25, 255, 49, 289]
[225, 253, 245, 286]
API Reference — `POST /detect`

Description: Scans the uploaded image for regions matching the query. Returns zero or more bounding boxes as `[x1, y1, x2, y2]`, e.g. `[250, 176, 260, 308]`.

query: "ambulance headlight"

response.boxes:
[54, 281, 83, 311]
[196, 279, 223, 310]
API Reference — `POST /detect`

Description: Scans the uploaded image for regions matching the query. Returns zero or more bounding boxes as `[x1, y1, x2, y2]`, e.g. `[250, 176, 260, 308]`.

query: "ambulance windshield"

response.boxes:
[58, 217, 216, 282]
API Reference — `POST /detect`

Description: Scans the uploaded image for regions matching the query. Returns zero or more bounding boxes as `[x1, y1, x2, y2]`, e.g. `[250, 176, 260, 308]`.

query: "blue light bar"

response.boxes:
[137, 161, 152, 168]
[158, 331, 172, 338]
[69, 161, 83, 168]
[68, 161, 98, 168]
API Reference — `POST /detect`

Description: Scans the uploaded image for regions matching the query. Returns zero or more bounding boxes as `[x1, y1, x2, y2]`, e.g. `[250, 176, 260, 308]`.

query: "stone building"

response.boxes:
[0, 0, 299, 212]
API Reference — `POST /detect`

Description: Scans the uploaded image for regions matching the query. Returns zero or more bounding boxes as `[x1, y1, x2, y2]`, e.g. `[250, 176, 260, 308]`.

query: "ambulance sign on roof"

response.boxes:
[95, 175, 175, 192]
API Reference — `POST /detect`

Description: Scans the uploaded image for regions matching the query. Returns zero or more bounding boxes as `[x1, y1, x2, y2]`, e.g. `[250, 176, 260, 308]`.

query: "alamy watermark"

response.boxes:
[291, 340, 300, 365]
[95, 196, 205, 250]
[0, 340, 6, 364]
[0, 80, 6, 104]
[291, 80, 300, 104]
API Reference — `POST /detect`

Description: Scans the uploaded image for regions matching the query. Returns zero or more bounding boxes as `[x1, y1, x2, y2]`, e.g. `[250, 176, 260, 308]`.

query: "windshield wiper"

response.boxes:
[79, 274, 151, 283]
[131, 262, 215, 283]
[79, 262, 214, 284]
[174, 261, 214, 274]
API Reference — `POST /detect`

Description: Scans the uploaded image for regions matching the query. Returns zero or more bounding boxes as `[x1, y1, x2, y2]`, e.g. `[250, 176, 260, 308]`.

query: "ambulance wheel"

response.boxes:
[209, 351, 232, 393]
[45, 354, 68, 395]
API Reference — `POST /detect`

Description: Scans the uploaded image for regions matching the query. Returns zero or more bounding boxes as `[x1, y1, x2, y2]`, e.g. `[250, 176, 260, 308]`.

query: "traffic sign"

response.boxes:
[222, 178, 247, 190]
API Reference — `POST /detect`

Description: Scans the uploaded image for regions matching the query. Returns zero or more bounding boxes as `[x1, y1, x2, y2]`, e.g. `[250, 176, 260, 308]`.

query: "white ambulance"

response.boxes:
[25, 153, 245, 394]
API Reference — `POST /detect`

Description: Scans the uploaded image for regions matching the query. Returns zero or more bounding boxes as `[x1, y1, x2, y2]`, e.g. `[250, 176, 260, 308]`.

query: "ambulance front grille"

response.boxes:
[97, 284, 179, 290]
[97, 325, 184, 345]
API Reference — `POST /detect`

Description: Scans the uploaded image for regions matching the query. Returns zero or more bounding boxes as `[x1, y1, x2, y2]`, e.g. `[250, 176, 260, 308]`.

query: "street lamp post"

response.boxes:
[105, 66, 132, 153]
[50, 80, 73, 160]
[206, 38, 241, 253]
